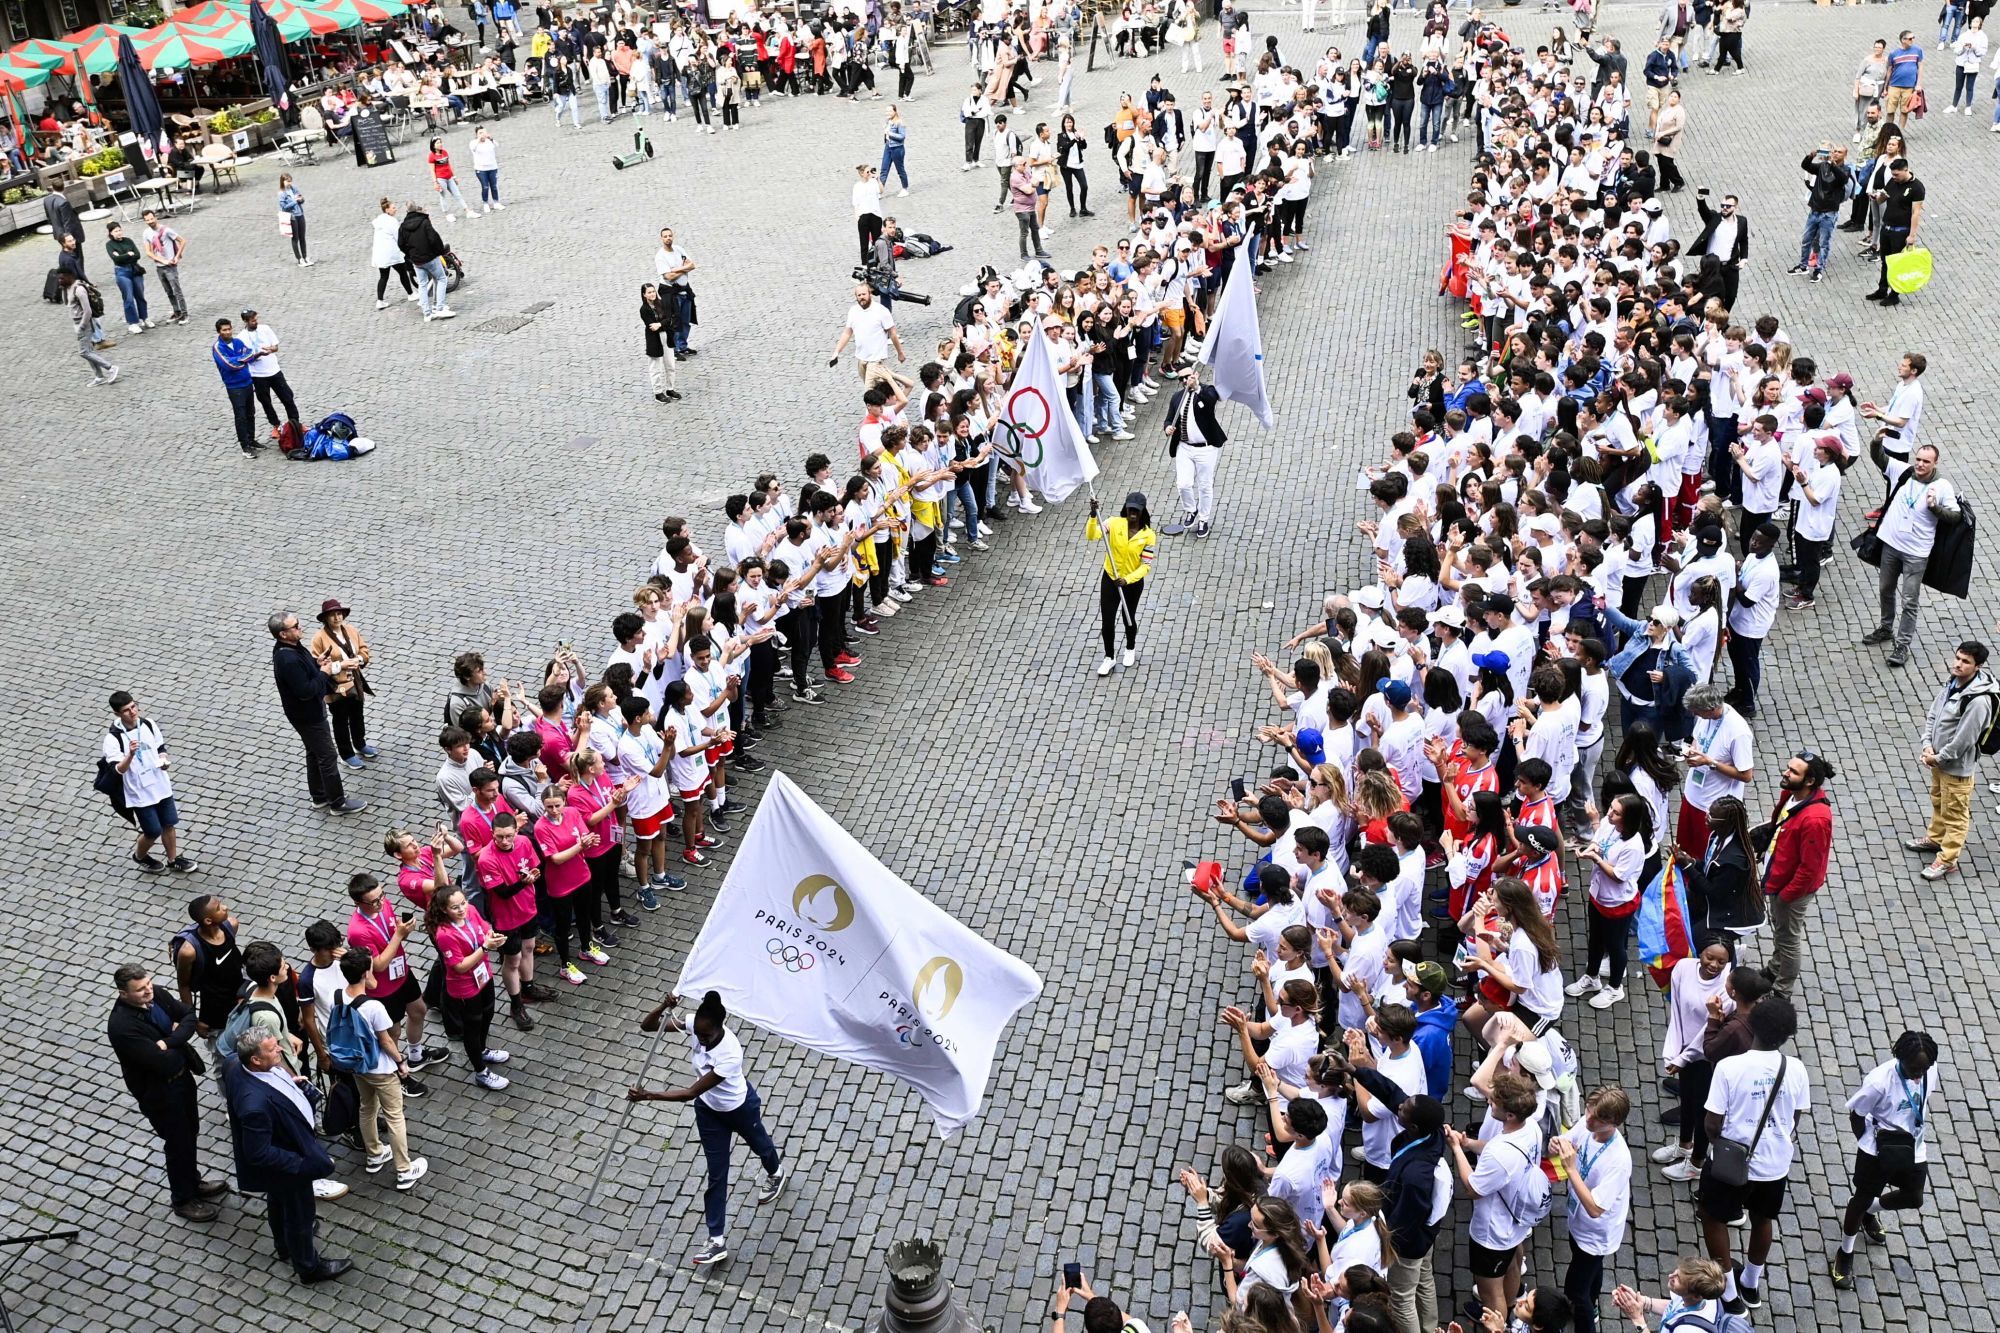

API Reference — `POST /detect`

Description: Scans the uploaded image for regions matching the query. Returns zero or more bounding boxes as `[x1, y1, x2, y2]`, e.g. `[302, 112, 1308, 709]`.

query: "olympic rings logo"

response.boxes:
[991, 385, 1049, 470]
[765, 938, 816, 972]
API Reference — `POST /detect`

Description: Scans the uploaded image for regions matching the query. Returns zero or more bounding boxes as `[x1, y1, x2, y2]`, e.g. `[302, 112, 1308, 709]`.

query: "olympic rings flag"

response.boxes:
[1000, 326, 1100, 505]
[676, 771, 1045, 1137]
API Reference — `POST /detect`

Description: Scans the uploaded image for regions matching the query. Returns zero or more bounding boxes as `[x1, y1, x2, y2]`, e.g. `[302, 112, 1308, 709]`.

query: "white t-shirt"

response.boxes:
[242, 323, 283, 378]
[1705, 1049, 1811, 1181]
[1246, 897, 1305, 974]
[1264, 1009, 1319, 1097]
[1728, 551, 1780, 640]
[1845, 1059, 1935, 1162]
[1468, 1120, 1547, 1250]
[305, 959, 345, 1032]
[1508, 927, 1565, 1018]
[1684, 707, 1753, 811]
[845, 300, 896, 363]
[1339, 925, 1390, 1031]
[1379, 714, 1426, 799]
[1267, 1130, 1339, 1233]
[1361, 1047, 1428, 1166]
[102, 718, 174, 806]
[1325, 1216, 1387, 1277]
[1794, 461, 1842, 543]
[691, 1025, 750, 1111]
[1561, 1123, 1632, 1256]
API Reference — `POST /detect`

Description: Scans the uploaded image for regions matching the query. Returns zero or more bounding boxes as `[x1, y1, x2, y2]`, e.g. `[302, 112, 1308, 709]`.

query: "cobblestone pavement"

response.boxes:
[0, 4, 1992, 1330]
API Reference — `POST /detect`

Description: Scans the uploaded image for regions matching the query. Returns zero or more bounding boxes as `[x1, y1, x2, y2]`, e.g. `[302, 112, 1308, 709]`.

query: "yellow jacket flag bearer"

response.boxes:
[1087, 491, 1157, 678]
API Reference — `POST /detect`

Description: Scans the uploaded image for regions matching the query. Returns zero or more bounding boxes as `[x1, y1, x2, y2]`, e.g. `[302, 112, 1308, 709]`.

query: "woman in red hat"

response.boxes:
[309, 599, 375, 769]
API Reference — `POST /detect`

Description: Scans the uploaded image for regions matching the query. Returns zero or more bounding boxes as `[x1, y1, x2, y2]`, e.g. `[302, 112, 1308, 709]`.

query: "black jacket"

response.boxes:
[108, 992, 205, 1104]
[222, 1056, 335, 1193]
[1165, 383, 1228, 455]
[273, 641, 334, 712]
[1800, 153, 1849, 213]
[397, 210, 448, 267]
[641, 296, 676, 358]
[1684, 833, 1757, 931]
[1355, 1066, 1446, 1258]
[1692, 196, 1751, 267]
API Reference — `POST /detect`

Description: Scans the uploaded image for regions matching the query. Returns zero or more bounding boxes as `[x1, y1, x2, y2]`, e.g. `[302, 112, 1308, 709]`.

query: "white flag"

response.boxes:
[675, 772, 1044, 1137]
[1001, 326, 1100, 504]
[1199, 229, 1274, 429]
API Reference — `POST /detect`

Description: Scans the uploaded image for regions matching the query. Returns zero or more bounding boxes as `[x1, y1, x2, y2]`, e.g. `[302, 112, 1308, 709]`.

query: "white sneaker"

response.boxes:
[312, 1178, 349, 1200]
[1112, 429, 1135, 440]
[873, 599, 899, 616]
[1085, 434, 1100, 445]
[1221, 1078, 1259, 1104]
[1564, 975, 1602, 997]
[481, 1048, 510, 1064]
[443, 214, 456, 222]
[489, 201, 505, 210]
[365, 1146, 394, 1173]
[475, 1068, 510, 1090]
[1589, 984, 1627, 1010]
[376, 299, 390, 310]
[1018, 500, 1042, 514]
[898, 583, 921, 596]
[395, 1157, 429, 1191]
[1120, 649, 1135, 668]
[1096, 657, 1115, 677]
[300, 257, 316, 266]
[897, 188, 908, 197]
[970, 539, 991, 551]
[467, 208, 482, 218]
[1660, 1158, 1700, 1182]
[1463, 1086, 1488, 1103]
[433, 308, 457, 319]
[128, 323, 144, 334]
[1651, 1142, 1690, 1165]
[406, 290, 421, 301]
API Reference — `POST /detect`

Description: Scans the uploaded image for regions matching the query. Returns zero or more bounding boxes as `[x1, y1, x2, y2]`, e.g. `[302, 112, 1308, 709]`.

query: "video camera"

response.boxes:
[852, 263, 931, 306]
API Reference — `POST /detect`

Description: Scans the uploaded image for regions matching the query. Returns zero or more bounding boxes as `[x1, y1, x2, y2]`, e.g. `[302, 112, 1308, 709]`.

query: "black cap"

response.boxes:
[239, 308, 257, 319]
[1123, 491, 1148, 513]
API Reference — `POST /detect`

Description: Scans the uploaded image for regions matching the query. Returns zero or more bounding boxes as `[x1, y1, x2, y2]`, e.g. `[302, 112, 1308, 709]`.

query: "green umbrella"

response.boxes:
[60, 23, 152, 76]
[135, 20, 256, 72]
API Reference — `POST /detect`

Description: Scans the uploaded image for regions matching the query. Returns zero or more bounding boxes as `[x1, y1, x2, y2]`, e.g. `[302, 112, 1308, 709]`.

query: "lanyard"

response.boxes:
[450, 920, 484, 958]
[1389, 1136, 1429, 1167]
[1900, 1074, 1927, 1132]
[1574, 1135, 1609, 1183]
[368, 906, 398, 946]
[1335, 1218, 1370, 1244]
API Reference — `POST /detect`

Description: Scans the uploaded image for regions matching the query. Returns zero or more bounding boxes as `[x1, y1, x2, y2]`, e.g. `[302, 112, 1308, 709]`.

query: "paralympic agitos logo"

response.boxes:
[755, 875, 854, 970]
[880, 955, 965, 1054]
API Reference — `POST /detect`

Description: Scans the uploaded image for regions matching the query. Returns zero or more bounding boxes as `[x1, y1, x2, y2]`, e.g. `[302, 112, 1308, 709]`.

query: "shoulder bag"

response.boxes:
[1704, 1054, 1787, 1188]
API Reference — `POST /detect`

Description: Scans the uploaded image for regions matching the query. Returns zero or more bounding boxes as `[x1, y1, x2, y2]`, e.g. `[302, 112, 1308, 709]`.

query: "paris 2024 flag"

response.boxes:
[675, 772, 1044, 1137]
[1198, 228, 1274, 428]
[1004, 325, 1100, 504]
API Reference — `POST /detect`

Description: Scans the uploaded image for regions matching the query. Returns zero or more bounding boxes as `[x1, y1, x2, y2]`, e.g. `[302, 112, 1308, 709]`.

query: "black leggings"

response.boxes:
[328, 692, 366, 758]
[1679, 1059, 1717, 1159]
[445, 984, 495, 1071]
[690, 93, 711, 125]
[1062, 165, 1088, 213]
[376, 263, 415, 300]
[858, 211, 882, 264]
[910, 531, 938, 582]
[547, 889, 600, 967]
[1389, 98, 1414, 149]
[1584, 900, 1633, 987]
[1099, 572, 1143, 656]
[963, 116, 985, 164]
[288, 214, 309, 261]
[780, 606, 817, 686]
[587, 847, 623, 916]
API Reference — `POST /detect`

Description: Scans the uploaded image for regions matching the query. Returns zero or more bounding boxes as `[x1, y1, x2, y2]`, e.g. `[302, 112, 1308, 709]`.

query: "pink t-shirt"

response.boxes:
[396, 847, 442, 912]
[458, 799, 505, 855]
[567, 775, 622, 859]
[477, 838, 541, 933]
[434, 904, 496, 1000]
[347, 904, 411, 999]
[533, 716, 575, 786]
[532, 806, 591, 898]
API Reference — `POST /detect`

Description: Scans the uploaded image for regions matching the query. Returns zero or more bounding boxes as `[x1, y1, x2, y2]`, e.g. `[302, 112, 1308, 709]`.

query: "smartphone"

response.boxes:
[1063, 1263, 1083, 1290]
[1230, 776, 1247, 802]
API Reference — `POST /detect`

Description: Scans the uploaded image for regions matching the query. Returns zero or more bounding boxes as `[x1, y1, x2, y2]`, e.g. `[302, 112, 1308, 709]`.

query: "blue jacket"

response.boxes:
[222, 1056, 334, 1193]
[1603, 603, 1695, 712]
[1411, 997, 1459, 1100]
[213, 336, 255, 390]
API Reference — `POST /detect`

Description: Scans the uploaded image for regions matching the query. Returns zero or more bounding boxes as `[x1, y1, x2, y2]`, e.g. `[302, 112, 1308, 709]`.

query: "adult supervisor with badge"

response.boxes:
[629, 990, 788, 1269]
[1162, 366, 1227, 537]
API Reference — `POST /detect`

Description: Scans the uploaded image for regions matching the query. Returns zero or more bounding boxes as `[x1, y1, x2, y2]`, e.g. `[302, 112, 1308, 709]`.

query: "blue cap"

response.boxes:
[1379, 679, 1413, 709]
[1472, 650, 1512, 674]
[1296, 728, 1326, 765]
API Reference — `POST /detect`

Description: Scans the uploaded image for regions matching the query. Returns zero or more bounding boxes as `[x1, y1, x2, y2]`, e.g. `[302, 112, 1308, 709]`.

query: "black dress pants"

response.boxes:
[265, 1177, 323, 1274]
[284, 703, 346, 806]
[138, 1077, 203, 1205]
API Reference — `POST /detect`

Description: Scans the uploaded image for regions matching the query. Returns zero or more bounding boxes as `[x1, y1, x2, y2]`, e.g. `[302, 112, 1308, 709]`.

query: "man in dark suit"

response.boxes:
[1161, 367, 1228, 537]
[1692, 188, 1751, 312]
[223, 1031, 351, 1283]
[107, 964, 229, 1222]
[269, 609, 367, 815]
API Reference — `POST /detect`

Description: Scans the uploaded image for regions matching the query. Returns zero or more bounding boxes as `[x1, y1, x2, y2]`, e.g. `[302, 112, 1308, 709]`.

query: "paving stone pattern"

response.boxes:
[0, 5, 1992, 1331]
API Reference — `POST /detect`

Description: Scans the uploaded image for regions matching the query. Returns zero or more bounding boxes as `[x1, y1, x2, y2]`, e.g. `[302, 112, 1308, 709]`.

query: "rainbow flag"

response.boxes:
[1635, 853, 1693, 989]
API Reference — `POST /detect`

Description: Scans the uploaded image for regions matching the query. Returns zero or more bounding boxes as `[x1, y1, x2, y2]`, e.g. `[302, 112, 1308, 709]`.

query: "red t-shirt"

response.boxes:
[532, 806, 591, 898]
[477, 838, 541, 932]
[434, 904, 496, 1000]
[428, 149, 454, 180]
[346, 904, 410, 999]
[1444, 747, 1499, 842]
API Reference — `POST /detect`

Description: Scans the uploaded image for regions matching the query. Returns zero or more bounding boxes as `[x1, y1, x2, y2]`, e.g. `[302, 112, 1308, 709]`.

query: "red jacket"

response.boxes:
[1762, 789, 1831, 902]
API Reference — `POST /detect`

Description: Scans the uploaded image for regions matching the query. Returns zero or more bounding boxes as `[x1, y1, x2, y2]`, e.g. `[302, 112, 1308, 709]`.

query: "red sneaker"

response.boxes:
[681, 848, 710, 867]
[835, 652, 862, 667]
[923, 575, 950, 587]
[826, 667, 857, 684]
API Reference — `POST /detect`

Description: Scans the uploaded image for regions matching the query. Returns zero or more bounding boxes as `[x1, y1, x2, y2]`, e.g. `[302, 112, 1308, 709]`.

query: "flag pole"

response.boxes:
[583, 994, 682, 1207]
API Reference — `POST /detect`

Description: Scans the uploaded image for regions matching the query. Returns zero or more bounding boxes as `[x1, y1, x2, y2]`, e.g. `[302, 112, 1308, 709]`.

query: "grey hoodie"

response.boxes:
[1924, 669, 1998, 778]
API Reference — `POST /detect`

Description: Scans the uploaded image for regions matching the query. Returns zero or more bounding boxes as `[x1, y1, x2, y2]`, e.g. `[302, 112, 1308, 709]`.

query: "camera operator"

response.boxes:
[829, 283, 914, 398]
[861, 217, 930, 310]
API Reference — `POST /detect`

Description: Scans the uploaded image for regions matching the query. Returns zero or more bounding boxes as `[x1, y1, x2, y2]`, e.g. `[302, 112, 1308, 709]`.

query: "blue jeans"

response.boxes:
[669, 286, 693, 352]
[114, 267, 148, 325]
[1940, 9, 1966, 44]
[879, 143, 908, 188]
[1363, 36, 1382, 66]
[416, 256, 448, 315]
[694, 1087, 780, 1239]
[1091, 373, 1123, 433]
[1418, 102, 1444, 145]
[593, 82, 613, 122]
[476, 168, 500, 203]
[552, 92, 581, 127]
[1799, 209, 1836, 272]
[947, 475, 982, 542]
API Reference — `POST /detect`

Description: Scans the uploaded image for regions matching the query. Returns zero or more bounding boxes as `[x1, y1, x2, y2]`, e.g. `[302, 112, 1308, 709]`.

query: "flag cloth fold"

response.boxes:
[1635, 853, 1693, 988]
[1198, 228, 1274, 428]
[676, 772, 1044, 1136]
[1002, 326, 1099, 504]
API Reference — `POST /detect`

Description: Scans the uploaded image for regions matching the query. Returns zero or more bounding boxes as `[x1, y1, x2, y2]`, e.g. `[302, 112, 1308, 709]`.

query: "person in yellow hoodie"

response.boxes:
[1087, 491, 1158, 677]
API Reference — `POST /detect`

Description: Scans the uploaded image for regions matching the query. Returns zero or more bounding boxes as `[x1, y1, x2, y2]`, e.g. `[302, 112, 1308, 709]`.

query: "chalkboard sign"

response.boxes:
[352, 110, 394, 167]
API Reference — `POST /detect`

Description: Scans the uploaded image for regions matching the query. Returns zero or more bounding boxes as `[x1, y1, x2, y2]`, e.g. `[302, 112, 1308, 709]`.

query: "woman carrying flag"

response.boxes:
[1087, 492, 1157, 678]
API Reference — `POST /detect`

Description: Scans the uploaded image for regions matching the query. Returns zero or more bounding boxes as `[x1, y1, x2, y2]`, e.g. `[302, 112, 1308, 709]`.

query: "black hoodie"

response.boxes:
[1354, 1066, 1448, 1259]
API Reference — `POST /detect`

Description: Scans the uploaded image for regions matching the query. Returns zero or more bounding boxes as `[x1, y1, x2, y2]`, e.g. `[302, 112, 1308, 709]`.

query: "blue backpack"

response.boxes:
[324, 995, 379, 1074]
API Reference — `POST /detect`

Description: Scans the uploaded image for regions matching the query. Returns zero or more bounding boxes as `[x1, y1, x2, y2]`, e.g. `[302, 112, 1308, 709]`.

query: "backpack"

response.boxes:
[1975, 693, 2000, 757]
[1671, 1308, 1755, 1333]
[315, 411, 358, 442]
[94, 724, 134, 823]
[275, 420, 305, 456]
[1500, 1140, 1553, 1227]
[83, 280, 104, 318]
[297, 427, 353, 461]
[217, 994, 285, 1060]
[324, 995, 379, 1074]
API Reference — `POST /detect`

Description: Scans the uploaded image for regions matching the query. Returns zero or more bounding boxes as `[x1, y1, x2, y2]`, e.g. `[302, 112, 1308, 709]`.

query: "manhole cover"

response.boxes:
[569, 435, 599, 451]
[521, 300, 556, 315]
[474, 314, 533, 335]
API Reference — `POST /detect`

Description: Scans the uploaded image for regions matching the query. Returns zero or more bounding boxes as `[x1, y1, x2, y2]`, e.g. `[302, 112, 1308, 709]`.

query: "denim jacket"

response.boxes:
[1602, 602, 1695, 711]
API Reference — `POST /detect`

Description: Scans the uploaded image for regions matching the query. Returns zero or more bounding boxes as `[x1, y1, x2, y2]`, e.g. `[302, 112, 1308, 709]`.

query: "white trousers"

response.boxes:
[1175, 445, 1219, 523]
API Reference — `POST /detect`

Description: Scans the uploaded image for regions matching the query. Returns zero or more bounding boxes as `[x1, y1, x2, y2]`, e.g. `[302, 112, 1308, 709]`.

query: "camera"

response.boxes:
[850, 265, 930, 305]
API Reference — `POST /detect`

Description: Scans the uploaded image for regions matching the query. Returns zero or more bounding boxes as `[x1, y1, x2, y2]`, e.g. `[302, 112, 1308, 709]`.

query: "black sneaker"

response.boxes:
[1831, 1246, 1855, 1290]
[1739, 1280, 1762, 1311]
[167, 855, 199, 873]
[133, 853, 165, 874]
[595, 927, 621, 948]
[734, 756, 769, 773]
[1861, 1211, 1887, 1245]
[1723, 1296, 1748, 1316]
[412, 1044, 451, 1070]
[1786, 263, 1809, 275]
[398, 1075, 429, 1100]
[613, 908, 642, 927]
